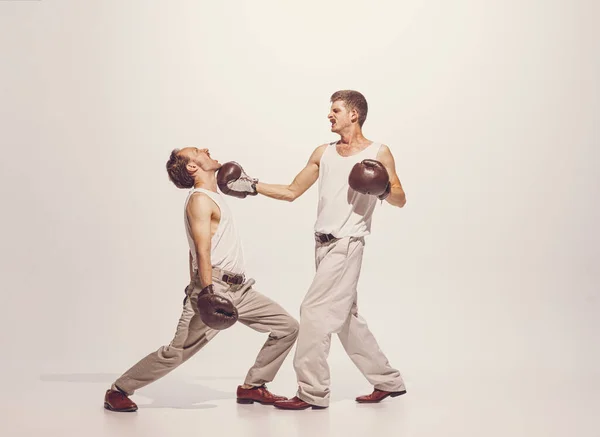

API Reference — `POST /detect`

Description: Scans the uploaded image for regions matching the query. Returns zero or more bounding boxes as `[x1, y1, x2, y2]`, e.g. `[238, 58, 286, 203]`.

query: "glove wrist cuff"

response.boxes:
[378, 182, 391, 200]
[200, 284, 214, 295]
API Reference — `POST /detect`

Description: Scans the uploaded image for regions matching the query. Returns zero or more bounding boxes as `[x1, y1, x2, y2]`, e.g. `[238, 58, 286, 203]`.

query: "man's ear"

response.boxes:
[186, 162, 198, 175]
[351, 109, 359, 123]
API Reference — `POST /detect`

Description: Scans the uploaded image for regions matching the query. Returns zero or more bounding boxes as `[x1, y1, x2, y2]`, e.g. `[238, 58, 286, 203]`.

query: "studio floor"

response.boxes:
[3, 366, 598, 437]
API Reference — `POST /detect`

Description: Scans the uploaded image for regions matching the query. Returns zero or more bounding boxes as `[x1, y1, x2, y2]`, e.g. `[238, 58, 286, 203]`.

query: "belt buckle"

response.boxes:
[223, 273, 243, 285]
[317, 233, 334, 243]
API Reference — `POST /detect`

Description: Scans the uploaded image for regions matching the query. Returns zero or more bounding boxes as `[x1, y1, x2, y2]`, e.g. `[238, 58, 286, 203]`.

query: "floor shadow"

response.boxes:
[40, 372, 241, 410]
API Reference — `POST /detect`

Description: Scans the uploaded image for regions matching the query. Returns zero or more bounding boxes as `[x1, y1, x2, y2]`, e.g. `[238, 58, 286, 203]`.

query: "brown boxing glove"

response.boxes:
[191, 284, 238, 330]
[348, 159, 390, 199]
[216, 162, 258, 198]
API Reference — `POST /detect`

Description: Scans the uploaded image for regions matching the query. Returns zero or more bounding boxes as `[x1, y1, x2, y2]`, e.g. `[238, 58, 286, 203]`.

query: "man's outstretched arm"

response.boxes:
[256, 144, 327, 202]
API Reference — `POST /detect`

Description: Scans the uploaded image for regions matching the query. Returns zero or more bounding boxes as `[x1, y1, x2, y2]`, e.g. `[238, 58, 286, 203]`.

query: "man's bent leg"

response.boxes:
[112, 298, 218, 396]
[234, 280, 299, 387]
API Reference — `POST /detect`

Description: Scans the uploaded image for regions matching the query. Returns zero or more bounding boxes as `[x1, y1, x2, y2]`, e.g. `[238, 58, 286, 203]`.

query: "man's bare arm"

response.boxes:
[186, 193, 215, 288]
[377, 145, 406, 208]
[256, 144, 327, 202]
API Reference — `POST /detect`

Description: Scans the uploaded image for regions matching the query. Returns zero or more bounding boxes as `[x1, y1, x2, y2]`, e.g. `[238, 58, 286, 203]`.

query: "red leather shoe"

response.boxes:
[104, 389, 138, 412]
[273, 396, 327, 410]
[236, 385, 287, 405]
[355, 388, 407, 403]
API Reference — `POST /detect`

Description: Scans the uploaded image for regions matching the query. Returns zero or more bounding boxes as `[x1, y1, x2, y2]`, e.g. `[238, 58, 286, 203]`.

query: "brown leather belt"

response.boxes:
[315, 233, 337, 243]
[183, 270, 245, 305]
[211, 267, 245, 285]
[221, 272, 245, 285]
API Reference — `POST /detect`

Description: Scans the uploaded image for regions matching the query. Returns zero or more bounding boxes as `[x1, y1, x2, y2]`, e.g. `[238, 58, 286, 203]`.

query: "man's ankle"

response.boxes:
[112, 384, 128, 395]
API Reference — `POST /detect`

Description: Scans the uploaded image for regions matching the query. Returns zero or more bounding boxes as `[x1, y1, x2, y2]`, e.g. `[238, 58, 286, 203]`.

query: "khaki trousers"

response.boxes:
[112, 272, 299, 395]
[293, 236, 405, 407]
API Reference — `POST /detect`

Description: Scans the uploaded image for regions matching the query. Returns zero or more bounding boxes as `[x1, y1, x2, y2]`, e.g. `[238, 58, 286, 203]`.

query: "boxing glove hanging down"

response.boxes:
[189, 283, 238, 330]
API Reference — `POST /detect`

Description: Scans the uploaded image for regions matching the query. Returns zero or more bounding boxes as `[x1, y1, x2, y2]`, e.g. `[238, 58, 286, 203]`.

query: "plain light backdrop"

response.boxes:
[0, 0, 598, 398]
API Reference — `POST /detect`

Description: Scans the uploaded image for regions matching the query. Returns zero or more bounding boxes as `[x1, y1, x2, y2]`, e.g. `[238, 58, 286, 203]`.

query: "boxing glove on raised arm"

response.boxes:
[348, 159, 391, 200]
[216, 162, 258, 198]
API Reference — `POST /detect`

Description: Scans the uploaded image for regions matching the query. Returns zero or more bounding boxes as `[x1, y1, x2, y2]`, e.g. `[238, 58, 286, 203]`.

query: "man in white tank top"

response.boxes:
[255, 90, 408, 409]
[103, 147, 299, 412]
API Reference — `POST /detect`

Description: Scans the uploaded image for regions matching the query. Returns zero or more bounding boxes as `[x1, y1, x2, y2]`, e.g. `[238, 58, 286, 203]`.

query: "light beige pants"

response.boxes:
[112, 273, 299, 396]
[294, 236, 405, 407]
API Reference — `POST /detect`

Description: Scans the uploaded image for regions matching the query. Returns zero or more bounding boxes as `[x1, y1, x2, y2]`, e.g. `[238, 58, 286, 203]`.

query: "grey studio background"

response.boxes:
[0, 1, 598, 436]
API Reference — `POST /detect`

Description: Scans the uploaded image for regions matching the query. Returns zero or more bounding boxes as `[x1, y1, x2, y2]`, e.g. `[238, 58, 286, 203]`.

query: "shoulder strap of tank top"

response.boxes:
[190, 187, 207, 194]
[372, 142, 383, 157]
[319, 142, 336, 161]
[189, 187, 221, 197]
[186, 188, 223, 207]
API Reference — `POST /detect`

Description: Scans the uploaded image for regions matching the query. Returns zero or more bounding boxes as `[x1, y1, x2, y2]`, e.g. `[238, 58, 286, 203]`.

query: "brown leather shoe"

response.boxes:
[355, 388, 407, 403]
[104, 389, 138, 412]
[236, 385, 288, 405]
[273, 396, 327, 410]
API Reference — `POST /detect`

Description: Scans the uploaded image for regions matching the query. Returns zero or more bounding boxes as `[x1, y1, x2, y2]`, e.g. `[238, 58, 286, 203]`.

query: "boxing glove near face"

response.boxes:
[348, 159, 390, 199]
[216, 162, 258, 198]
[193, 284, 239, 330]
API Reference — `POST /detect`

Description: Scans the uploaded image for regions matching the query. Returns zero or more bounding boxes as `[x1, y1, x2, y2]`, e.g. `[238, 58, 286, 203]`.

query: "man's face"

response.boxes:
[179, 147, 221, 173]
[328, 100, 355, 133]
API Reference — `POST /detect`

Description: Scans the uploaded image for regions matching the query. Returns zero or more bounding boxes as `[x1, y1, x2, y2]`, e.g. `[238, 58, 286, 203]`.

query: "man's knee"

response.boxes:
[299, 300, 315, 315]
[288, 317, 300, 339]
[157, 346, 184, 367]
[299, 306, 338, 333]
[273, 316, 299, 340]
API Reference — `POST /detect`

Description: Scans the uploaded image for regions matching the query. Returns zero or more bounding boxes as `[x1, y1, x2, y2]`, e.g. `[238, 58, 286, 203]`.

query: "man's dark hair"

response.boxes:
[330, 90, 368, 127]
[166, 149, 194, 189]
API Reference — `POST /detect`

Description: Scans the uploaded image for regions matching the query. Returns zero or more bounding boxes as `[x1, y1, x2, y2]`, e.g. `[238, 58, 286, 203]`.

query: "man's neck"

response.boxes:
[338, 128, 369, 147]
[193, 174, 218, 192]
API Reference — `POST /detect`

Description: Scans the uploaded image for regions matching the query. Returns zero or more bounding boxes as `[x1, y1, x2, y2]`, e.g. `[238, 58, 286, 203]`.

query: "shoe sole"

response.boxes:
[237, 398, 281, 406]
[355, 390, 407, 404]
[104, 402, 138, 412]
[273, 403, 327, 410]
[274, 405, 327, 410]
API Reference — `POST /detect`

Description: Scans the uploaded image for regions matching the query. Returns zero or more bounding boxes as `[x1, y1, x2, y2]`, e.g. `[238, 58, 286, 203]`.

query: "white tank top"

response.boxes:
[184, 188, 245, 275]
[314, 141, 383, 238]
